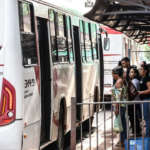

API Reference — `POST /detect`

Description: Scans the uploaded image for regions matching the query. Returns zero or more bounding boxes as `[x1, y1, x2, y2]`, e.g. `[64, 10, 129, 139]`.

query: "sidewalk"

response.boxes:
[76, 116, 122, 150]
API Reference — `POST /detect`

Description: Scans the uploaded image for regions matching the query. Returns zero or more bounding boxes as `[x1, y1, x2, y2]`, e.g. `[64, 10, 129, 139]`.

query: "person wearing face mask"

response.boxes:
[138, 65, 150, 137]
[128, 68, 141, 136]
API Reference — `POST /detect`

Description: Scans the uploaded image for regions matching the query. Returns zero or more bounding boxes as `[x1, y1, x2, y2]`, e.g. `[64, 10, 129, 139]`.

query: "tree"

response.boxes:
[141, 44, 150, 61]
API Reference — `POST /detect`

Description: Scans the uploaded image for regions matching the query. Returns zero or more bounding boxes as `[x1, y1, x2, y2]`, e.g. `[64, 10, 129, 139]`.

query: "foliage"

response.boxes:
[141, 44, 150, 61]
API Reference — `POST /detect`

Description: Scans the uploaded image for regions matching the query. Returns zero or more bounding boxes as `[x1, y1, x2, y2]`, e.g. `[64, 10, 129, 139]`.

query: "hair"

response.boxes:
[131, 65, 137, 69]
[112, 66, 123, 77]
[130, 68, 140, 80]
[118, 61, 122, 66]
[141, 61, 146, 65]
[141, 65, 149, 77]
[121, 57, 130, 62]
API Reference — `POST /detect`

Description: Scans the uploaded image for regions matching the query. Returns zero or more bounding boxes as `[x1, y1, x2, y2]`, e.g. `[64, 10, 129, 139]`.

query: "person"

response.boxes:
[118, 60, 122, 67]
[140, 61, 146, 66]
[112, 66, 127, 146]
[121, 57, 131, 81]
[138, 65, 150, 137]
[129, 68, 141, 135]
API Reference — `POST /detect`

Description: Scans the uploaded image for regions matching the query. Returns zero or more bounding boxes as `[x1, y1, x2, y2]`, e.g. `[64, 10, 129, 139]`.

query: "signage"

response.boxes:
[85, 0, 93, 7]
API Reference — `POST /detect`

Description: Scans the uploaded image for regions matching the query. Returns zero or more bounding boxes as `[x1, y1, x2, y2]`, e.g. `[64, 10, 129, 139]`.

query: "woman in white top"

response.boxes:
[129, 68, 141, 135]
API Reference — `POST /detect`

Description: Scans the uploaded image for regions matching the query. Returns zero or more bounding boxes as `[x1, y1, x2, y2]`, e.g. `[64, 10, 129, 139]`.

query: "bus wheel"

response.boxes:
[57, 105, 64, 150]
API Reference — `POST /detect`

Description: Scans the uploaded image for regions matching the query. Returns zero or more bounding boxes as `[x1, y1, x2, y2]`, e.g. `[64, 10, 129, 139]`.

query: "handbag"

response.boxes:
[113, 115, 123, 133]
[128, 80, 138, 101]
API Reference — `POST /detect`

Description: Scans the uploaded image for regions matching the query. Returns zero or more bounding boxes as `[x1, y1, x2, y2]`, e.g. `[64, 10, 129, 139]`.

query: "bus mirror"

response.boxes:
[104, 37, 110, 51]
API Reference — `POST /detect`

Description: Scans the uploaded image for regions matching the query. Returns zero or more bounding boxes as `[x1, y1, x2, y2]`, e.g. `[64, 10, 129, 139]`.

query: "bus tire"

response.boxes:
[57, 104, 64, 150]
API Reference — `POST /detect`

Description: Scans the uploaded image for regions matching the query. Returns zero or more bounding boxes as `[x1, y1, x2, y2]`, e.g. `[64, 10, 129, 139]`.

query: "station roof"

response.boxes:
[84, 0, 150, 44]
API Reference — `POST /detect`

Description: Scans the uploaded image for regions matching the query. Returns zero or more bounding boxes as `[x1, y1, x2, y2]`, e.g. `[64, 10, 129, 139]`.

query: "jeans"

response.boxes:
[120, 107, 127, 142]
[143, 99, 150, 137]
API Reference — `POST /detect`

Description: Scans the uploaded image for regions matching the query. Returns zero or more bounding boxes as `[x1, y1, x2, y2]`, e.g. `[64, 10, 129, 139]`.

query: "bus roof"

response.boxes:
[84, 0, 150, 45]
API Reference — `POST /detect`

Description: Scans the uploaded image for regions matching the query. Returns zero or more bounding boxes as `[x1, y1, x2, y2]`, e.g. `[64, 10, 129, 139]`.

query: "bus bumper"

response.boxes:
[0, 120, 23, 150]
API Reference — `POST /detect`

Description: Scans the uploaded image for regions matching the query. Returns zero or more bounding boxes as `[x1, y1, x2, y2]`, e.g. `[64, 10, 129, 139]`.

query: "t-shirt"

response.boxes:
[140, 76, 150, 100]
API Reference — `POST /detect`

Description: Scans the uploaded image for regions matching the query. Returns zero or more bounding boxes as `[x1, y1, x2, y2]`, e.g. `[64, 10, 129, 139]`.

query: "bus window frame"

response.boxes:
[19, 1, 38, 68]
[80, 20, 86, 62]
[83, 21, 93, 62]
[65, 15, 74, 63]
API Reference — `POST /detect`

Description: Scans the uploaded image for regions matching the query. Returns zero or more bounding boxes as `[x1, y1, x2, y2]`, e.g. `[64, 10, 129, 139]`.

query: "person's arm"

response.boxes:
[139, 82, 150, 95]
[114, 80, 123, 115]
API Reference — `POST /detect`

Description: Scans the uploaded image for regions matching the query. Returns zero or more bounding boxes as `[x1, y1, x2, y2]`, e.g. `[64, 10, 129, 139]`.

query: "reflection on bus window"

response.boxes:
[91, 24, 98, 60]
[84, 22, 90, 41]
[49, 9, 57, 63]
[57, 13, 68, 62]
[57, 37, 68, 62]
[20, 2, 31, 32]
[80, 20, 86, 61]
[90, 24, 97, 42]
[19, 2, 37, 66]
[67, 16, 74, 62]
[85, 42, 92, 61]
[57, 13, 65, 37]
[84, 22, 92, 61]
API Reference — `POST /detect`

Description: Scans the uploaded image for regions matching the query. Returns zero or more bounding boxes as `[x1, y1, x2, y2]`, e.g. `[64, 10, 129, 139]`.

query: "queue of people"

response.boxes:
[112, 58, 150, 147]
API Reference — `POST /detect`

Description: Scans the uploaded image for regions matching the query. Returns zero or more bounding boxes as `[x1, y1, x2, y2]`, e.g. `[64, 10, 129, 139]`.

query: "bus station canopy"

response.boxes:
[84, 0, 150, 44]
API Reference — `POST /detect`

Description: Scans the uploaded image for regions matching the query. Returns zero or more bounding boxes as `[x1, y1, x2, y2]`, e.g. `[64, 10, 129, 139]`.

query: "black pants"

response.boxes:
[128, 105, 141, 134]
[136, 104, 142, 120]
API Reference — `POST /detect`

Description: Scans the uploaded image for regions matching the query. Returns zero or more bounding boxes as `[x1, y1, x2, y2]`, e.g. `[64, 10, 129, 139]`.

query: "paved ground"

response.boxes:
[76, 115, 120, 150]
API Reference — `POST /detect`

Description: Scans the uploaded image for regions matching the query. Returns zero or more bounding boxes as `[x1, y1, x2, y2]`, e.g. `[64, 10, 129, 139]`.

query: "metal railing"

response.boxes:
[71, 97, 150, 150]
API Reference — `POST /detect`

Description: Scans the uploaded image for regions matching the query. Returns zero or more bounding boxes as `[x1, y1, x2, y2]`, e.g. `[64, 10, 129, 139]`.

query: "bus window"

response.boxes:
[66, 16, 74, 62]
[20, 2, 32, 33]
[49, 9, 57, 63]
[90, 24, 98, 60]
[80, 20, 86, 61]
[56, 13, 68, 62]
[19, 2, 37, 66]
[84, 22, 92, 61]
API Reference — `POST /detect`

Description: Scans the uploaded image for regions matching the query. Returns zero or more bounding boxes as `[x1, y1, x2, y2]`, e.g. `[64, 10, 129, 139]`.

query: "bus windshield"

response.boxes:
[0, 0, 5, 48]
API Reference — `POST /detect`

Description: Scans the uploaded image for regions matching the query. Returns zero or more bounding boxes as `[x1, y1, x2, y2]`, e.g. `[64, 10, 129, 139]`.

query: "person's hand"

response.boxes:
[115, 109, 119, 115]
[138, 91, 142, 96]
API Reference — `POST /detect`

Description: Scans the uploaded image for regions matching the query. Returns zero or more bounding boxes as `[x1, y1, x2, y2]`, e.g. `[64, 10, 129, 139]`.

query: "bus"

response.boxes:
[0, 0, 109, 149]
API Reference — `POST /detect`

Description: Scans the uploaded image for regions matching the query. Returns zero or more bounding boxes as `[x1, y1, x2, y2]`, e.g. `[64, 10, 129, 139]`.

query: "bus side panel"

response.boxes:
[23, 67, 41, 150]
[23, 68, 41, 125]
[23, 121, 41, 150]
[51, 64, 75, 140]
[82, 63, 98, 121]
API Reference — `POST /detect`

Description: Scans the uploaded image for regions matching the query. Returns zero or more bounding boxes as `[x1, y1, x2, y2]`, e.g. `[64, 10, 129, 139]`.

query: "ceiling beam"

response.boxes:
[95, 10, 150, 16]
[105, 0, 150, 10]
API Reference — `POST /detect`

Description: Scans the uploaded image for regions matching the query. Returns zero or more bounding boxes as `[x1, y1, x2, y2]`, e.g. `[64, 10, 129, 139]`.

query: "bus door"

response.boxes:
[37, 18, 51, 143]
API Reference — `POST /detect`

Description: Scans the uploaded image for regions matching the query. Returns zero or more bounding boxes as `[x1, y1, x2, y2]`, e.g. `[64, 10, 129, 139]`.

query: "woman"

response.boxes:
[112, 66, 128, 146]
[129, 68, 141, 135]
[138, 65, 150, 137]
